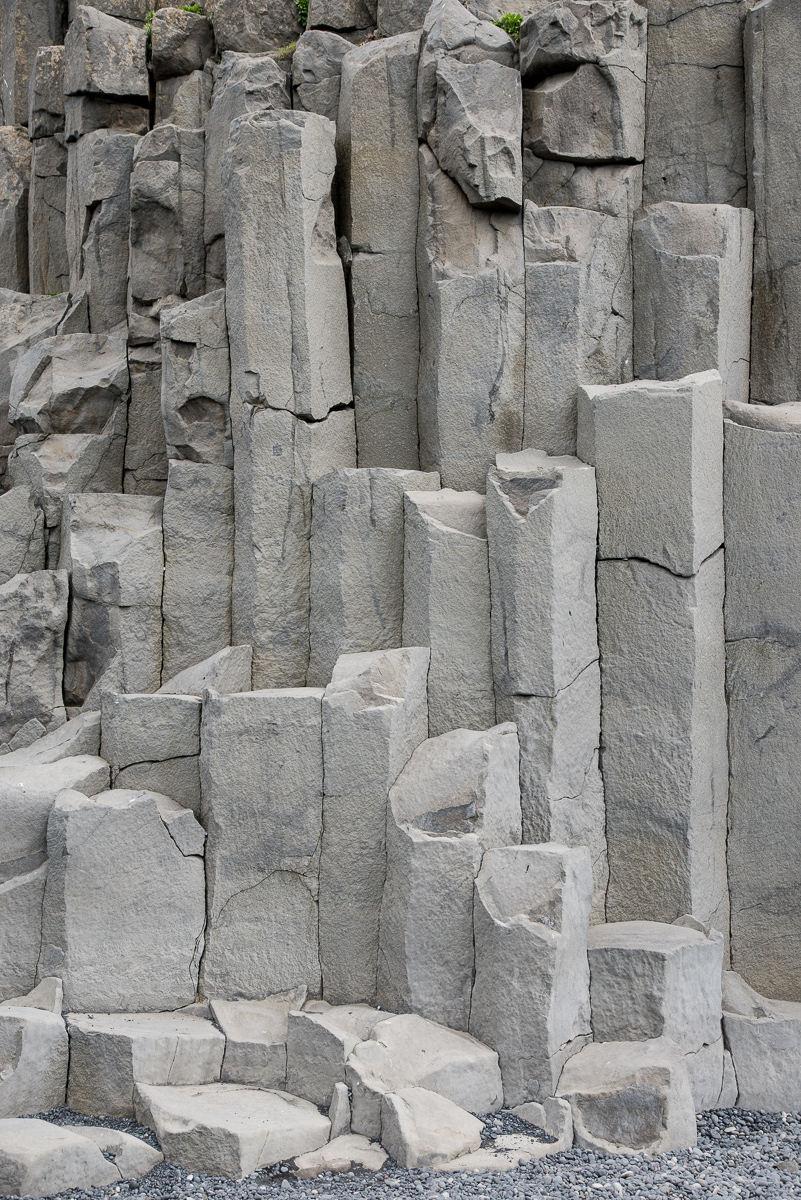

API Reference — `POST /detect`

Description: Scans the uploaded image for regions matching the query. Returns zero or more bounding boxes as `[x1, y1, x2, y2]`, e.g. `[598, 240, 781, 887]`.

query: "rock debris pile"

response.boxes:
[0, 0, 799, 1192]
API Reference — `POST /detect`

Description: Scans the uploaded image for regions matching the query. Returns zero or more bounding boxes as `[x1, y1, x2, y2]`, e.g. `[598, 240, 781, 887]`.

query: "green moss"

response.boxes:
[296, 0, 309, 27]
[493, 12, 522, 42]
[179, 3, 204, 13]
[277, 39, 298, 59]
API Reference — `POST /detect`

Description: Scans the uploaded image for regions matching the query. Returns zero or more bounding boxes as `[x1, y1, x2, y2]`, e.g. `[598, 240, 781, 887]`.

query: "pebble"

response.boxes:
[25, 1106, 801, 1200]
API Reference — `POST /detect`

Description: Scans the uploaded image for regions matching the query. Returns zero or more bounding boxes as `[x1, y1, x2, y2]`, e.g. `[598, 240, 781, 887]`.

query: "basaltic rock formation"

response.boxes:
[0, 0, 799, 1186]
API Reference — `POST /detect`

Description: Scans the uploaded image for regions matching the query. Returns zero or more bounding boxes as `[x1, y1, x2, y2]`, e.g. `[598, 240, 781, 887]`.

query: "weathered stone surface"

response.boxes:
[0, 868, 48, 1003]
[294, 1134, 387, 1179]
[644, 0, 750, 206]
[0, 1008, 67, 1118]
[378, 725, 521, 1028]
[134, 1083, 330, 1178]
[348, 1014, 503, 1138]
[0, 1119, 120, 1197]
[60, 494, 163, 706]
[211, 989, 306, 1089]
[29, 47, 64, 140]
[101, 693, 200, 799]
[597, 552, 729, 932]
[64, 6, 148, 101]
[308, 469, 439, 686]
[320, 649, 429, 1004]
[2, 0, 64, 130]
[28, 137, 68, 298]
[63, 97, 148, 145]
[203, 53, 289, 283]
[746, 0, 801, 405]
[9, 333, 128, 437]
[308, 0, 375, 33]
[292, 31, 351, 122]
[0, 129, 31, 295]
[123, 347, 167, 497]
[158, 646, 252, 697]
[66, 130, 140, 332]
[377, 0, 430, 36]
[402, 489, 494, 736]
[67, 1127, 163, 1179]
[329, 1081, 350, 1138]
[151, 8, 214, 81]
[155, 70, 212, 130]
[161, 290, 231, 466]
[0, 571, 67, 748]
[66, 1011, 224, 1117]
[416, 144, 524, 490]
[381, 1088, 483, 1170]
[556, 1038, 697, 1154]
[39, 789, 206, 1013]
[200, 689, 324, 999]
[523, 196, 634, 456]
[286, 1005, 389, 1106]
[577, 371, 724, 577]
[213, 0, 304, 53]
[519, 0, 647, 163]
[523, 156, 641, 213]
[722, 971, 801, 1111]
[470, 844, 592, 1106]
[0, 487, 44, 584]
[0, 977, 62, 1014]
[633, 202, 752, 406]
[338, 34, 422, 469]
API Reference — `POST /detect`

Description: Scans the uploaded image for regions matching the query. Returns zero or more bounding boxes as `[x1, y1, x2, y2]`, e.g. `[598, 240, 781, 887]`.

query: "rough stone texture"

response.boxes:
[308, 469, 439, 686]
[380, 1088, 483, 1169]
[378, 0, 431, 36]
[28, 137, 68, 298]
[29, 47, 64, 141]
[211, 990, 306, 1089]
[155, 70, 212, 130]
[63, 96, 149, 143]
[597, 552, 729, 933]
[64, 6, 148, 101]
[722, 971, 801, 1112]
[60, 493, 163, 707]
[200, 689, 324, 1000]
[337, 34, 422, 469]
[158, 646, 252, 697]
[39, 789, 206, 1013]
[0, 712, 100, 768]
[66, 1011, 225, 1117]
[633, 202, 753, 406]
[0, 977, 62, 1013]
[523, 194, 634, 457]
[0, 867, 48, 1003]
[213, 0, 304, 53]
[745, 0, 801, 406]
[293, 1134, 387, 1179]
[161, 290, 231, 467]
[2, 0, 64, 129]
[470, 844, 593, 1106]
[320, 649, 430, 1005]
[416, 144, 524, 491]
[101, 692, 201, 812]
[402, 489, 494, 737]
[134, 1083, 330, 1178]
[556, 1038, 697, 1154]
[643, 0, 751, 206]
[0, 1008, 67, 1118]
[308, 0, 376, 33]
[577, 371, 724, 577]
[66, 1127, 162, 1179]
[0, 487, 45, 584]
[286, 1005, 389, 1106]
[0, 129, 31, 295]
[0, 571, 68, 748]
[0, 1119, 120, 1198]
[151, 8, 214, 81]
[292, 32, 351, 123]
[123, 346, 167, 497]
[378, 725, 521, 1028]
[162, 461, 234, 682]
[329, 1082, 351, 1138]
[9, 333, 128, 438]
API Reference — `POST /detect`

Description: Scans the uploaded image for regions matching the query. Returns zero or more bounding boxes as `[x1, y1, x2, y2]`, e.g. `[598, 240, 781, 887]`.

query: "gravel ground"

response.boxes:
[30, 1106, 801, 1200]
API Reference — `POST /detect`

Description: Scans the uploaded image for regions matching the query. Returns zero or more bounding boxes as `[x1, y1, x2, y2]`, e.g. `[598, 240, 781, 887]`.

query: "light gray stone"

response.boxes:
[320, 648, 430, 1005]
[155, 70, 212, 130]
[416, 144, 524, 490]
[60, 494, 163, 707]
[151, 7, 214, 81]
[124, 346, 167, 497]
[39, 789, 206, 1013]
[556, 1038, 696, 1154]
[377, 0, 430, 36]
[577, 371, 724, 577]
[0, 1119, 120, 1197]
[523, 196, 634, 457]
[0, 571, 68, 748]
[328, 1082, 351, 1139]
[134, 1083, 330, 1178]
[633, 202, 753, 406]
[402, 489, 494, 737]
[337, 34, 422, 469]
[68, 1127, 162, 1179]
[2, 0, 64, 129]
[308, 469, 439, 686]
[293, 1134, 386, 1179]
[64, 6, 148, 100]
[200, 689, 324, 999]
[160, 290, 231, 467]
[377, 725, 521, 1028]
[63, 96, 149, 143]
[29, 47, 64, 140]
[159, 647, 252, 697]
[286, 1005, 390, 1106]
[66, 1011, 225, 1117]
[523, 157, 642, 214]
[9, 333, 128, 437]
[101, 692, 200, 774]
[213, 0, 304, 53]
[0, 868, 48, 1003]
[0, 487, 44, 584]
[292, 31, 351, 122]
[0, 978, 62, 1014]
[0, 1008, 67, 1118]
[381, 1088, 483, 1170]
[470, 844, 593, 1106]
[0, 129, 31, 294]
[28, 137, 68, 298]
[211, 989, 306, 1089]
[597, 552, 729, 932]
[722, 971, 801, 1111]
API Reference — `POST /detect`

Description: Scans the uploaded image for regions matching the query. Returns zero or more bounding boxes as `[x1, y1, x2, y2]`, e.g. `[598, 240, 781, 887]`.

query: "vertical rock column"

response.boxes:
[2, 0, 65, 129]
[223, 108, 355, 688]
[28, 47, 68, 296]
[577, 371, 728, 933]
[0, 128, 31, 293]
[486, 448, 607, 919]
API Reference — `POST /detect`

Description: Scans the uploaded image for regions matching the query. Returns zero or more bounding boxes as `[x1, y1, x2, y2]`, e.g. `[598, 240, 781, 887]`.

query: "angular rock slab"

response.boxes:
[722, 971, 801, 1112]
[68, 1127, 162, 1179]
[0, 1119, 120, 1198]
[0, 755, 109, 875]
[0, 487, 44, 588]
[0, 571, 67, 748]
[381, 1087, 483, 1170]
[0, 128, 31, 295]
[294, 1134, 387, 1179]
[292, 32, 351, 123]
[151, 7, 213, 80]
[158, 646, 252, 697]
[556, 1039, 697, 1155]
[9, 333, 128, 436]
[0, 868, 48, 1005]
[0, 1008, 67, 1119]
[28, 136, 69, 298]
[64, 6, 148, 100]
[160, 289, 231, 467]
[211, 989, 306, 1090]
[134, 1083, 330, 1178]
[212, 0, 303, 53]
[286, 1004, 390, 1107]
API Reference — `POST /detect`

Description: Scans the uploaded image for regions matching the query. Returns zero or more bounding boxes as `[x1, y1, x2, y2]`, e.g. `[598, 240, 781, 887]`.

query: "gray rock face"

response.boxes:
[0, 487, 44, 584]
[212, 990, 306, 1089]
[0, 711, 100, 768]
[158, 645, 252, 697]
[380, 1087, 483, 1170]
[0, 571, 67, 748]
[29, 47, 64, 141]
[2, 0, 64, 130]
[643, 0, 751, 206]
[633, 202, 753, 406]
[402, 489, 494, 737]
[320, 648, 429, 1005]
[292, 32, 351, 122]
[0, 977, 62, 1013]
[470, 844, 593, 1106]
[124, 346, 167, 497]
[337, 33, 422, 469]
[63, 96, 149, 143]
[155, 70, 212, 130]
[9, 333, 128, 437]
[39, 789, 206, 1013]
[59, 493, 163, 706]
[308, 0, 376, 34]
[64, 6, 148, 101]
[745, 0, 801, 405]
[0, 1007, 67, 1118]
[151, 8, 214, 81]
[416, 144, 524, 490]
[160, 290, 231, 466]
[722, 971, 801, 1111]
[0, 1119, 120, 1198]
[65, 1127, 163, 1180]
[0, 867, 48, 1003]
[286, 1004, 389, 1106]
[28, 137, 69, 299]
[308, 468, 439, 687]
[102, 692, 202, 814]
[213, 0, 304, 53]
[377, 724, 521, 1028]
[0, 129, 31, 295]
[200, 688, 325, 999]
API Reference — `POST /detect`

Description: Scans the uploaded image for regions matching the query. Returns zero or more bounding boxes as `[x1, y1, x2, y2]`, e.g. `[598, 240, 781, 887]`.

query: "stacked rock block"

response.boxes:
[1, 0, 801, 1183]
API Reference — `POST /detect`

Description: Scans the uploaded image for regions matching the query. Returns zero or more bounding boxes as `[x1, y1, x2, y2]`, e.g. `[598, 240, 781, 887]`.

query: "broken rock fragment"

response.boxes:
[380, 1087, 483, 1170]
[0, 1008, 68, 1118]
